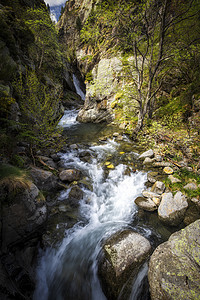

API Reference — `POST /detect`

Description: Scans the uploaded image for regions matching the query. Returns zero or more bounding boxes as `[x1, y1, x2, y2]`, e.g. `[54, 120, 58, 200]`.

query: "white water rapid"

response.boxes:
[58, 109, 79, 128]
[34, 113, 150, 300]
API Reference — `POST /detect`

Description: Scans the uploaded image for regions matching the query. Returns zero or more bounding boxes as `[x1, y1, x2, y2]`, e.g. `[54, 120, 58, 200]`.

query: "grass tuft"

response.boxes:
[0, 164, 32, 194]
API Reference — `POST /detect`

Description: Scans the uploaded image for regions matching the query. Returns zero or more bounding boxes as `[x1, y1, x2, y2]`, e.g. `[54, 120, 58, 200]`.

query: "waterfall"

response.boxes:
[73, 74, 85, 100]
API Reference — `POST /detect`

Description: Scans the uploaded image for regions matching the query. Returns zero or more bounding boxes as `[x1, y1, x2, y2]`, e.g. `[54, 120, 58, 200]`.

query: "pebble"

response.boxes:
[163, 167, 174, 174]
[168, 175, 181, 184]
[183, 182, 198, 190]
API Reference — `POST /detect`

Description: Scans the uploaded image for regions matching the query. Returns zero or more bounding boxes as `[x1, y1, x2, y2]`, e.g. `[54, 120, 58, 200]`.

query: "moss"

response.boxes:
[85, 70, 93, 83]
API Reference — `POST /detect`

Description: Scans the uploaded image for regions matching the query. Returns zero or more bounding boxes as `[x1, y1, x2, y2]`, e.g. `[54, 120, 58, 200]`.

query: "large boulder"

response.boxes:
[98, 230, 151, 299]
[158, 192, 188, 226]
[148, 220, 200, 300]
[1, 182, 47, 251]
[30, 166, 59, 192]
[59, 169, 81, 182]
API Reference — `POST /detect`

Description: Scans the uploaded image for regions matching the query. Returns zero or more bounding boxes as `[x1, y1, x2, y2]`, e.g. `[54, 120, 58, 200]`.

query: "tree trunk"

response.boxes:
[132, 109, 144, 138]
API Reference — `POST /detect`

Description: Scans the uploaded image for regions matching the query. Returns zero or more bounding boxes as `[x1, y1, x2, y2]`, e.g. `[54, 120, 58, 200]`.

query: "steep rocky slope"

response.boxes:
[58, 0, 200, 139]
[0, 0, 80, 298]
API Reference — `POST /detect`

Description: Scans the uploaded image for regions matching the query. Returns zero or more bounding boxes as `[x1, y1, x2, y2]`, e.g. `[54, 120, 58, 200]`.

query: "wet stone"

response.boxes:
[142, 190, 161, 200]
[135, 196, 157, 211]
[147, 172, 159, 183]
[59, 169, 81, 182]
[158, 191, 188, 226]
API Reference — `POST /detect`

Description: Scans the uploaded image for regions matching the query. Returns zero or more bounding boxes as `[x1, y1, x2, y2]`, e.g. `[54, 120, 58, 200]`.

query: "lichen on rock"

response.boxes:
[148, 220, 200, 300]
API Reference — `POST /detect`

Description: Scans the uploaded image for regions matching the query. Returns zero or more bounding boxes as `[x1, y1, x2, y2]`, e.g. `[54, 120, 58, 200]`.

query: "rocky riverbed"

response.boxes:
[0, 118, 200, 300]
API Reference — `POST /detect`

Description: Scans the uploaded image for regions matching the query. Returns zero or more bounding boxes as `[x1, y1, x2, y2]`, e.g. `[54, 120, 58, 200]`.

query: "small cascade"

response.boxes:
[73, 74, 85, 100]
[58, 109, 79, 128]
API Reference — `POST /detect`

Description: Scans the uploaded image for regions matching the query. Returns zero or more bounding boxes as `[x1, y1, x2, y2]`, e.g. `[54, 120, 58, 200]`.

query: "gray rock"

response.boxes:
[37, 156, 57, 168]
[69, 144, 78, 150]
[153, 162, 172, 167]
[30, 166, 58, 191]
[116, 134, 123, 141]
[158, 192, 188, 226]
[1, 183, 47, 251]
[154, 155, 162, 162]
[68, 185, 83, 207]
[148, 220, 200, 300]
[58, 204, 68, 212]
[184, 206, 200, 225]
[168, 175, 181, 184]
[147, 171, 159, 183]
[151, 181, 165, 194]
[59, 169, 81, 182]
[113, 132, 119, 137]
[135, 196, 157, 211]
[183, 182, 198, 190]
[142, 190, 161, 199]
[191, 197, 200, 209]
[139, 149, 154, 159]
[143, 157, 154, 164]
[98, 230, 151, 299]
[50, 153, 60, 162]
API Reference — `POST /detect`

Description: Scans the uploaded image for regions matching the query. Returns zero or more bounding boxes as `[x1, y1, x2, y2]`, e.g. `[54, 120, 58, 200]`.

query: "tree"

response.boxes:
[24, 8, 62, 76]
[14, 70, 63, 152]
[116, 0, 197, 135]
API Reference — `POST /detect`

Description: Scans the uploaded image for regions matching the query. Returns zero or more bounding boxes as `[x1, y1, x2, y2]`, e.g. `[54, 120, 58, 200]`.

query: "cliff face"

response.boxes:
[0, 0, 83, 161]
[58, 0, 200, 135]
[58, 0, 121, 123]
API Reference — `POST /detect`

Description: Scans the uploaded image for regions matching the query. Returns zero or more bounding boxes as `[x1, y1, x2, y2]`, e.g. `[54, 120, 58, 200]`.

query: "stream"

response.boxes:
[34, 110, 175, 300]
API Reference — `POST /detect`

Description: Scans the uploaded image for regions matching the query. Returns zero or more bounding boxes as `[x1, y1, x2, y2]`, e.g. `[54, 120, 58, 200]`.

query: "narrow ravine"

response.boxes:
[33, 110, 162, 300]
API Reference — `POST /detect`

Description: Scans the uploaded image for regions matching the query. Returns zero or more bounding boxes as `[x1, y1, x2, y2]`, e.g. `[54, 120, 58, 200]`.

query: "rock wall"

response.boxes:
[77, 57, 123, 122]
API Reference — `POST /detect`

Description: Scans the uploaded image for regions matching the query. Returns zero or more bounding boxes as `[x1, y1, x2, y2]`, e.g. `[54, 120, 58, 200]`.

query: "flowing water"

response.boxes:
[34, 110, 173, 300]
[72, 74, 85, 100]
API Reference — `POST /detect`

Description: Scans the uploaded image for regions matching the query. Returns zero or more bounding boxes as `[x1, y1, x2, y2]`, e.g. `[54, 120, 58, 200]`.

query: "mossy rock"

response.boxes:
[98, 230, 151, 299]
[148, 220, 200, 300]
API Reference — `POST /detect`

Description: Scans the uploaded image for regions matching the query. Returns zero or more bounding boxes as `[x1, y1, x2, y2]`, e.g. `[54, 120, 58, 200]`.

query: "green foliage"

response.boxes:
[80, 0, 122, 52]
[24, 7, 63, 79]
[76, 16, 82, 31]
[14, 70, 64, 151]
[80, 0, 200, 134]
[0, 164, 22, 180]
[10, 155, 25, 168]
[85, 70, 93, 83]
[163, 168, 200, 198]
[59, 5, 65, 20]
